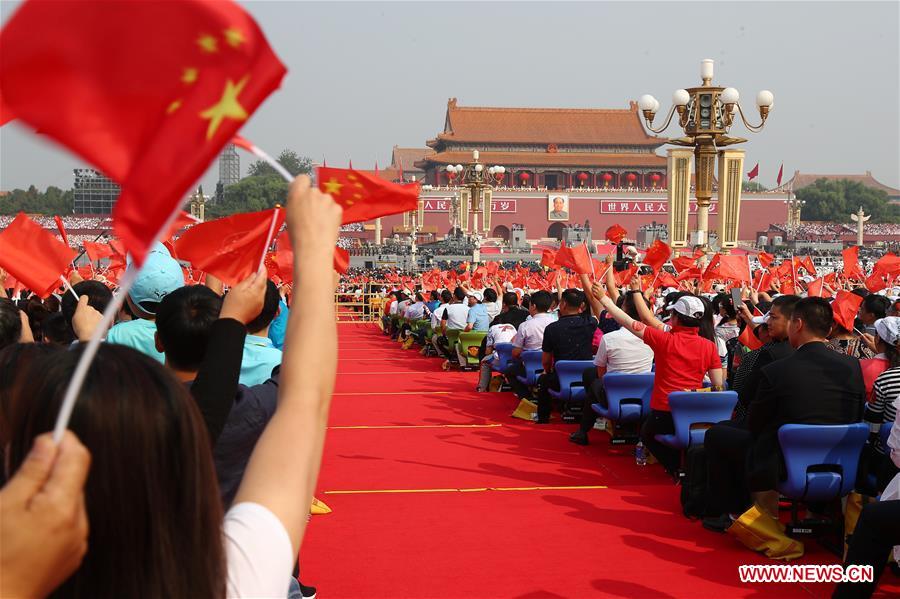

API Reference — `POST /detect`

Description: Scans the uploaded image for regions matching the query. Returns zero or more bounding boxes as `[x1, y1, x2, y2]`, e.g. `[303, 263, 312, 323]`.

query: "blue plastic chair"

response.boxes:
[654, 391, 738, 450]
[515, 350, 544, 387]
[776, 423, 869, 503]
[592, 372, 655, 423]
[492, 343, 515, 373]
[548, 360, 594, 403]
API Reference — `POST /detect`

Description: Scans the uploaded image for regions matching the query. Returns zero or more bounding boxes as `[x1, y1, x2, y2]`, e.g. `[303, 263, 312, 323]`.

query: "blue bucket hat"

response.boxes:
[125, 242, 183, 313]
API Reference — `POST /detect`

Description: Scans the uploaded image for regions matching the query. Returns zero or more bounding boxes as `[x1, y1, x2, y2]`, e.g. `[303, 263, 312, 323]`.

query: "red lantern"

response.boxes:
[651, 173, 661, 182]
[519, 172, 530, 181]
[602, 173, 613, 182]
[577, 172, 589, 181]
[447, 170, 457, 179]
[626, 173, 637, 186]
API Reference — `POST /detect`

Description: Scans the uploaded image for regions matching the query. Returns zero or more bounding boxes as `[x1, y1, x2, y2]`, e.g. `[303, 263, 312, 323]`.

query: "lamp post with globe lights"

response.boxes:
[445, 150, 506, 261]
[784, 198, 806, 239]
[638, 59, 774, 252]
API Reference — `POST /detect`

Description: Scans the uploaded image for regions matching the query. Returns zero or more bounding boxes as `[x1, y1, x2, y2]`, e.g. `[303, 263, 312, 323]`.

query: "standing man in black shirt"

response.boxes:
[535, 280, 600, 423]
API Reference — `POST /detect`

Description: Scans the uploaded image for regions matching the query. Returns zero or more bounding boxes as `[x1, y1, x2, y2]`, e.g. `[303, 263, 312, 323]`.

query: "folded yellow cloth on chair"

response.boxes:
[511, 398, 537, 421]
[310, 497, 332, 515]
[727, 504, 804, 560]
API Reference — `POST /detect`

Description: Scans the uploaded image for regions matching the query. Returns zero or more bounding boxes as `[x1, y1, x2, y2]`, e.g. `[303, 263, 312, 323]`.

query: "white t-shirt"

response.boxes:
[224, 502, 294, 598]
[431, 304, 448, 329]
[484, 299, 502, 322]
[594, 328, 654, 373]
[513, 312, 554, 350]
[443, 303, 470, 330]
[486, 323, 517, 349]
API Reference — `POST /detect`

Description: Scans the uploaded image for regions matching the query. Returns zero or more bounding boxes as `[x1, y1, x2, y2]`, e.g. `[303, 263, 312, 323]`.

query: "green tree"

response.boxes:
[0, 185, 74, 215]
[795, 179, 899, 223]
[247, 149, 313, 178]
[742, 181, 768, 192]
[206, 175, 289, 218]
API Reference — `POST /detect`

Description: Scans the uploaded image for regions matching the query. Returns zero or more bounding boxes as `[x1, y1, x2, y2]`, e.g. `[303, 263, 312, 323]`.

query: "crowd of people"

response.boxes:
[5, 191, 900, 597]
[0, 176, 339, 599]
[379, 254, 900, 598]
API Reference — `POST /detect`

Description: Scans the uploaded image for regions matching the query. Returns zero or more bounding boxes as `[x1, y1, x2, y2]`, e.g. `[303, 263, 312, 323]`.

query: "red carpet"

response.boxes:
[301, 324, 900, 598]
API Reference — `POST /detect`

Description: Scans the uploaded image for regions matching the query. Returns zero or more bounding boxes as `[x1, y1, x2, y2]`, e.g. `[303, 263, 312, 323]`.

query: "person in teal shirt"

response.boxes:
[267, 298, 289, 349]
[241, 280, 283, 386]
[464, 291, 490, 332]
[106, 243, 183, 363]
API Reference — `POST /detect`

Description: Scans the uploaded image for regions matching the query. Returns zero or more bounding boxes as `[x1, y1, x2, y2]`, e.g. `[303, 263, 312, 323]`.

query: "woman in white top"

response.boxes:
[4, 176, 341, 598]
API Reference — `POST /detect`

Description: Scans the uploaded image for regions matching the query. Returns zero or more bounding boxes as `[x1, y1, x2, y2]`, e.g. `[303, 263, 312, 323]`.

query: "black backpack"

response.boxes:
[680, 445, 716, 519]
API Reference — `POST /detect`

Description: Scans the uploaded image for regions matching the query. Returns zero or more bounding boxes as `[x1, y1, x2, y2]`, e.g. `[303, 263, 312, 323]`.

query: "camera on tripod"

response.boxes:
[613, 241, 636, 272]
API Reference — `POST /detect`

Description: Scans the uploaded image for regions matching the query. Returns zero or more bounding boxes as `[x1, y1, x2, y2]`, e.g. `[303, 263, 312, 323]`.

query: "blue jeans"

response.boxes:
[288, 577, 303, 599]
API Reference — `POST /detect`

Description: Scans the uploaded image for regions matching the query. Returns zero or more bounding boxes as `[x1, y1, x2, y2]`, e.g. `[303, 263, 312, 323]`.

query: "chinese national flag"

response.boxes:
[333, 247, 350, 275]
[873, 253, 900, 277]
[613, 264, 638, 287]
[553, 243, 577, 270]
[671, 255, 697, 274]
[486, 261, 500, 275]
[568, 244, 594, 275]
[605, 224, 627, 244]
[540, 248, 557, 269]
[175, 208, 284, 286]
[643, 239, 672, 272]
[656, 270, 679, 289]
[776, 164, 784, 187]
[54, 215, 69, 247]
[704, 254, 751, 283]
[757, 251, 775, 268]
[738, 324, 764, 351]
[0, 0, 286, 264]
[676, 267, 701, 282]
[806, 277, 824, 298]
[747, 162, 759, 180]
[842, 246, 865, 280]
[753, 269, 774, 292]
[797, 255, 817, 276]
[831, 291, 863, 331]
[318, 167, 419, 224]
[0, 213, 77, 297]
[83, 241, 117, 262]
[165, 210, 201, 240]
[866, 272, 888, 293]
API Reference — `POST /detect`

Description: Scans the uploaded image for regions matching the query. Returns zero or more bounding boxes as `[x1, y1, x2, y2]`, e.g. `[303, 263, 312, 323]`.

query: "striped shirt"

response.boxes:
[868, 366, 900, 453]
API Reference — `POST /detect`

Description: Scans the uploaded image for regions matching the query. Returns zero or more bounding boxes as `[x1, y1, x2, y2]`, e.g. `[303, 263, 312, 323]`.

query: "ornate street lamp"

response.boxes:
[783, 198, 806, 238]
[445, 150, 506, 236]
[638, 59, 773, 251]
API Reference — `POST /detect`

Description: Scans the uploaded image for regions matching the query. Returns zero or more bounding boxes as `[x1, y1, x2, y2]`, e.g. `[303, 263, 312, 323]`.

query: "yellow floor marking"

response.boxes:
[325, 485, 608, 495]
[329, 424, 501, 430]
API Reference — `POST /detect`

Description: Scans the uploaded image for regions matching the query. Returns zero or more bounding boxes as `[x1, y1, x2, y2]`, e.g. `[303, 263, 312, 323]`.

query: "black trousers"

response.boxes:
[536, 372, 561, 422]
[833, 500, 900, 599]
[640, 410, 680, 475]
[704, 421, 754, 515]
[504, 361, 530, 400]
[578, 367, 607, 434]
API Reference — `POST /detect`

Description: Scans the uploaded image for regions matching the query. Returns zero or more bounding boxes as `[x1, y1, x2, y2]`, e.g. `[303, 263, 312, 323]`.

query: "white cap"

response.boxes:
[665, 296, 706, 320]
[874, 317, 900, 346]
[468, 290, 483, 302]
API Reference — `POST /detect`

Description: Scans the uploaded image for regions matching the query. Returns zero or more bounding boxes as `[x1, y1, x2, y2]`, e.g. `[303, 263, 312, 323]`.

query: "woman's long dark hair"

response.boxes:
[6, 344, 226, 598]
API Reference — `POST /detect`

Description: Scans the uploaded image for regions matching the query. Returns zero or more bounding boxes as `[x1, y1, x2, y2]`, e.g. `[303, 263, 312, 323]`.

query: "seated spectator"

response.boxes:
[427, 290, 452, 356]
[703, 298, 865, 532]
[482, 287, 501, 322]
[570, 289, 654, 445]
[534, 285, 600, 423]
[490, 291, 528, 329]
[476, 320, 518, 392]
[239, 280, 283, 387]
[859, 294, 890, 335]
[833, 500, 900, 599]
[862, 317, 900, 490]
[438, 288, 469, 368]
[504, 290, 554, 399]
[595, 284, 723, 476]
[105, 243, 183, 363]
[464, 291, 490, 332]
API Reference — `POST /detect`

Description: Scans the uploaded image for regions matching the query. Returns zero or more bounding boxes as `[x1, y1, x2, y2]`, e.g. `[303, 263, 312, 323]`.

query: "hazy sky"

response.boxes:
[1, 0, 898, 194]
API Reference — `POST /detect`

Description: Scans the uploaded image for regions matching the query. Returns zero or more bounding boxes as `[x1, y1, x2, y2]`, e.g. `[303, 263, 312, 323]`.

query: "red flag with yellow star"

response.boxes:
[318, 167, 419, 224]
[0, 0, 285, 264]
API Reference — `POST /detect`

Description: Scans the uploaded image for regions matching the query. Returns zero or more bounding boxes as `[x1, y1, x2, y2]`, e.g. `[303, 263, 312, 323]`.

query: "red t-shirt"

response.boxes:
[860, 356, 890, 403]
[642, 325, 721, 411]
